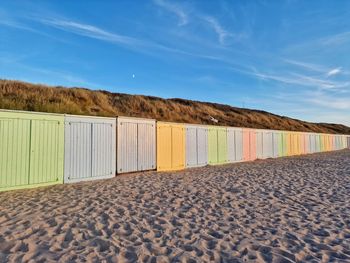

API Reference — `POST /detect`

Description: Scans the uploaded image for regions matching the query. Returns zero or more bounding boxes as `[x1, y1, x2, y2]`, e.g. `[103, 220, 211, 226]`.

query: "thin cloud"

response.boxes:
[327, 67, 342, 77]
[229, 66, 349, 91]
[38, 18, 139, 45]
[153, 0, 188, 26]
[285, 31, 350, 52]
[321, 31, 350, 46]
[202, 16, 231, 45]
[307, 96, 350, 110]
[283, 59, 327, 73]
[31, 17, 199, 56]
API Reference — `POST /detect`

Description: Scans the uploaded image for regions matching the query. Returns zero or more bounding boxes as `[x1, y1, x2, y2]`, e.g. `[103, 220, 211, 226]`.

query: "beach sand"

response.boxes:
[1, 150, 350, 262]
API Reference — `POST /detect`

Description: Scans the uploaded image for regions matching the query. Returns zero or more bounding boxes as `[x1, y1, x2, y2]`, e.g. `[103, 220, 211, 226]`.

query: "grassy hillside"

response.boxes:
[1, 79, 349, 134]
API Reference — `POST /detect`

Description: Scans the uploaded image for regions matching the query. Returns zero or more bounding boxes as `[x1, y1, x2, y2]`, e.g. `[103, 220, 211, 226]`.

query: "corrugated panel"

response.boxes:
[272, 132, 279, 158]
[118, 121, 137, 173]
[342, 136, 346, 149]
[217, 128, 228, 164]
[296, 133, 301, 155]
[292, 133, 298, 155]
[320, 135, 324, 152]
[325, 135, 330, 151]
[208, 127, 227, 165]
[304, 134, 309, 154]
[171, 125, 186, 170]
[243, 129, 250, 161]
[310, 134, 316, 153]
[185, 125, 208, 168]
[315, 134, 319, 152]
[208, 127, 218, 164]
[64, 122, 92, 180]
[294, 133, 299, 155]
[337, 136, 341, 150]
[235, 129, 244, 161]
[92, 123, 115, 177]
[278, 133, 284, 157]
[299, 134, 304, 154]
[157, 122, 185, 171]
[286, 133, 291, 156]
[329, 135, 334, 151]
[64, 116, 116, 183]
[256, 130, 263, 159]
[243, 129, 257, 161]
[326, 135, 329, 151]
[263, 131, 273, 158]
[137, 122, 156, 171]
[300, 134, 304, 154]
[117, 117, 156, 173]
[227, 128, 243, 162]
[197, 127, 208, 166]
[186, 126, 197, 167]
[227, 128, 235, 162]
[0, 118, 31, 189]
[0, 110, 64, 192]
[249, 130, 257, 160]
[306, 134, 310, 153]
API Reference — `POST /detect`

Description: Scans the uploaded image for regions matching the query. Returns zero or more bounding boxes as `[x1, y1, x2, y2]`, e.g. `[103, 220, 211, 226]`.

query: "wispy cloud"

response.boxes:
[321, 31, 350, 46]
[202, 16, 231, 45]
[229, 65, 350, 91]
[283, 59, 327, 73]
[38, 18, 139, 45]
[305, 91, 350, 110]
[327, 67, 342, 77]
[285, 31, 350, 53]
[31, 17, 203, 57]
[153, 0, 188, 26]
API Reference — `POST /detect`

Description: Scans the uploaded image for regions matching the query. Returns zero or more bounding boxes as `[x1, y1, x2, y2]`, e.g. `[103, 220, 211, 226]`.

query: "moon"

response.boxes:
[132, 74, 135, 78]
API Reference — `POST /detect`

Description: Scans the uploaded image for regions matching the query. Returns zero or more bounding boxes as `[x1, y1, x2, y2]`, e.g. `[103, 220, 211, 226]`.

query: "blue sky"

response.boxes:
[1, 1, 350, 126]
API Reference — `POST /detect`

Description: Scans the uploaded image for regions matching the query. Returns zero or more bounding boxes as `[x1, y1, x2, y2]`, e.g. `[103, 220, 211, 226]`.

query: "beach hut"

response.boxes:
[0, 110, 64, 192]
[278, 132, 287, 157]
[243, 129, 257, 161]
[157, 122, 185, 171]
[227, 127, 244, 163]
[208, 126, 228, 165]
[257, 130, 274, 159]
[311, 134, 317, 153]
[285, 132, 292, 156]
[298, 133, 304, 155]
[263, 130, 274, 158]
[347, 136, 350, 149]
[185, 124, 208, 168]
[64, 115, 116, 183]
[272, 131, 279, 158]
[117, 117, 156, 173]
[256, 130, 263, 159]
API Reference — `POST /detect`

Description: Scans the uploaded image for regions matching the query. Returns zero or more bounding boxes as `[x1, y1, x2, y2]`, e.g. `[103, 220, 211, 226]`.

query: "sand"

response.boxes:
[1, 150, 350, 263]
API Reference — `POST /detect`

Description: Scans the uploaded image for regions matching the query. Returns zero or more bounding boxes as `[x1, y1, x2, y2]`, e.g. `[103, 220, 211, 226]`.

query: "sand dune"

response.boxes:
[1, 150, 350, 262]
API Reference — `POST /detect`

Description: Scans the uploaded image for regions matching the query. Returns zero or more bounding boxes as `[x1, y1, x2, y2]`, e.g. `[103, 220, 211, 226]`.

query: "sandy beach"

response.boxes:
[1, 150, 350, 262]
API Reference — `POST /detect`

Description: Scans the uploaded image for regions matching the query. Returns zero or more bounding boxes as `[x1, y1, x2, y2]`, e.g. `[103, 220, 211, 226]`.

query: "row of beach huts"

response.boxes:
[1, 109, 349, 192]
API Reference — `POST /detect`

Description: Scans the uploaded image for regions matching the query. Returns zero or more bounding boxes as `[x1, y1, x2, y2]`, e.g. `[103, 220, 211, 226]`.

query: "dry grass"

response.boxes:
[1, 79, 349, 134]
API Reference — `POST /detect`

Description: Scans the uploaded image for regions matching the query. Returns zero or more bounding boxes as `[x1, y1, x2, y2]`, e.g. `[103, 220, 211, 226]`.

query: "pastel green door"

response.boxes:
[208, 127, 227, 165]
[217, 128, 227, 164]
[278, 133, 284, 157]
[208, 128, 218, 164]
[0, 111, 64, 192]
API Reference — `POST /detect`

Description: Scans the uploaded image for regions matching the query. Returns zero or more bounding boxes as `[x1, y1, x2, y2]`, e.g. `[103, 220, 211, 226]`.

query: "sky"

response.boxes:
[0, 1, 350, 126]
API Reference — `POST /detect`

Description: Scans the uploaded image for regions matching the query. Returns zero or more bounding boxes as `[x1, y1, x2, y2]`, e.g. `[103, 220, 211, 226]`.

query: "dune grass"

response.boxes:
[0, 79, 349, 134]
